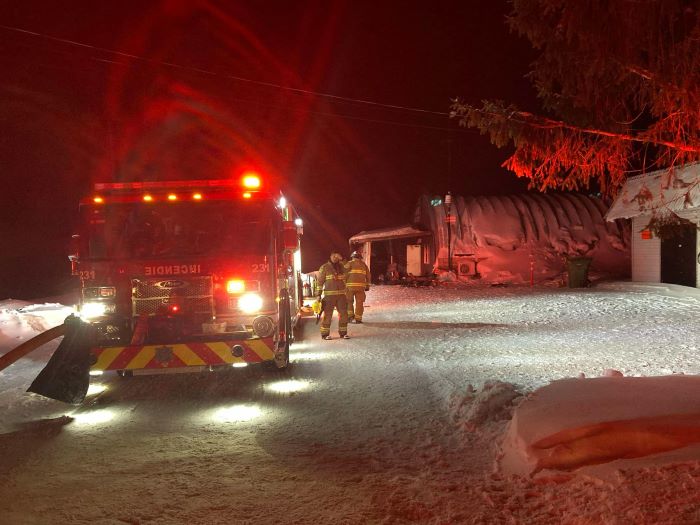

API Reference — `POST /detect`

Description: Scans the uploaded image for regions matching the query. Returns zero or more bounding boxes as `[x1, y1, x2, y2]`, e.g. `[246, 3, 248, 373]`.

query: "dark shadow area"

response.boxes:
[0, 416, 72, 474]
[363, 321, 508, 330]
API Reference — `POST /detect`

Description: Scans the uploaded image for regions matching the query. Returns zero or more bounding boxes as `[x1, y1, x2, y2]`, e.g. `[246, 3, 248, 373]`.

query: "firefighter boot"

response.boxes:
[337, 295, 349, 339]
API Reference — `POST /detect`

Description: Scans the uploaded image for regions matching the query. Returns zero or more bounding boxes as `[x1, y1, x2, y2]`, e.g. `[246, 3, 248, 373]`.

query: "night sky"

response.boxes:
[0, 0, 537, 298]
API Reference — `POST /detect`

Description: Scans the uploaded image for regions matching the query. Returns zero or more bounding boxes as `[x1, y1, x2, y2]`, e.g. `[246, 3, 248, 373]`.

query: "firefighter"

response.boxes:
[316, 251, 350, 340]
[345, 251, 370, 323]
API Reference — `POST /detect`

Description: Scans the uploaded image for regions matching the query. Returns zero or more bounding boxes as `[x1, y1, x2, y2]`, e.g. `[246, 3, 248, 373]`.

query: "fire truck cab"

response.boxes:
[69, 174, 303, 374]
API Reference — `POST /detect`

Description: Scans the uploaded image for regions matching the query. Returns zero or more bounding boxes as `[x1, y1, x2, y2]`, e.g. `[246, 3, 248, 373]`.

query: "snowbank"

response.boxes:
[499, 376, 700, 478]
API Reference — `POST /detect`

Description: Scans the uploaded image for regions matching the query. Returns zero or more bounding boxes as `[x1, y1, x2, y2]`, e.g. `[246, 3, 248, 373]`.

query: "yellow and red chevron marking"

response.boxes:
[91, 337, 275, 371]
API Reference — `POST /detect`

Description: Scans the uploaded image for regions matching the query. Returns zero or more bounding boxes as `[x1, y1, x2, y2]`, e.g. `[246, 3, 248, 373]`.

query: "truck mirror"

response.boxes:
[68, 234, 81, 262]
[282, 221, 297, 250]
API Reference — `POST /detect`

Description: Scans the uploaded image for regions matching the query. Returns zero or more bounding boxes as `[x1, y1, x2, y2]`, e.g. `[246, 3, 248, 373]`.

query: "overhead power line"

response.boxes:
[0, 24, 450, 117]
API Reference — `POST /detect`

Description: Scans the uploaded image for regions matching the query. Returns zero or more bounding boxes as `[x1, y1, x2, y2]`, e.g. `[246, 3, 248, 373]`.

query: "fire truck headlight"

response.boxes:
[81, 302, 107, 319]
[238, 293, 263, 314]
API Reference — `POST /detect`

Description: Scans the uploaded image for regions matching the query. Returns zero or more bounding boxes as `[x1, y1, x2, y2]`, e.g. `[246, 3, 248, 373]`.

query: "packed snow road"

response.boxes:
[1, 283, 699, 524]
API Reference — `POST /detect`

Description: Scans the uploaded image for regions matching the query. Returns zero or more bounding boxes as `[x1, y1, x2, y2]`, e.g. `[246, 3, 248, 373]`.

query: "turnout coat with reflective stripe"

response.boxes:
[316, 261, 347, 296]
[344, 259, 370, 289]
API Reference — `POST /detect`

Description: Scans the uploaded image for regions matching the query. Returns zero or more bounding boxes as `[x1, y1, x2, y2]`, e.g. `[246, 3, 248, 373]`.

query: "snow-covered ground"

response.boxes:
[1, 283, 699, 523]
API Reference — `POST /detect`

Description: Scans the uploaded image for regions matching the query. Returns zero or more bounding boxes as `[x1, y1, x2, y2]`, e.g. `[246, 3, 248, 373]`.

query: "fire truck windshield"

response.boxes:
[82, 200, 273, 259]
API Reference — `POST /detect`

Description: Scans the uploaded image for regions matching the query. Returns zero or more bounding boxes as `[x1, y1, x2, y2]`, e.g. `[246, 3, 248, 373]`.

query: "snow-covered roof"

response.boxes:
[349, 224, 431, 244]
[606, 163, 700, 220]
[412, 192, 629, 280]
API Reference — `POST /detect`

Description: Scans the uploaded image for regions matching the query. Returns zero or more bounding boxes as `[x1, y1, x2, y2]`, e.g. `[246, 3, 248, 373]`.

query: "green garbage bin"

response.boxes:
[566, 256, 592, 288]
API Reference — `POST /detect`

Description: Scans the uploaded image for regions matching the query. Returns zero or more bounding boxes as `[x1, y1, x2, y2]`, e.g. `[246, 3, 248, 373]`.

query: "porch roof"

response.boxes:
[349, 224, 431, 244]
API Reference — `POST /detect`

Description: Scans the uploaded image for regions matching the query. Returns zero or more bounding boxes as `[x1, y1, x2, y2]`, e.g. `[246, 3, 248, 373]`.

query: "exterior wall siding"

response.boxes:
[696, 219, 700, 288]
[631, 215, 661, 282]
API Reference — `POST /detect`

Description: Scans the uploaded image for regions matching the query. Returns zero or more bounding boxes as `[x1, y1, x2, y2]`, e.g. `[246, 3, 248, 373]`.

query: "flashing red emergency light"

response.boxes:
[225, 279, 260, 294]
[226, 279, 245, 294]
[167, 194, 178, 201]
[192, 193, 203, 200]
[243, 192, 252, 199]
[242, 172, 261, 189]
[143, 194, 153, 202]
[93, 196, 104, 204]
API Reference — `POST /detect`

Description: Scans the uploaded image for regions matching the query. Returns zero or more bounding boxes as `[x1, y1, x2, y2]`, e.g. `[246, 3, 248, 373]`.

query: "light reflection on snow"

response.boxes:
[14, 303, 77, 328]
[291, 341, 335, 362]
[86, 383, 107, 396]
[71, 409, 115, 425]
[265, 379, 311, 394]
[211, 404, 262, 423]
[290, 352, 328, 362]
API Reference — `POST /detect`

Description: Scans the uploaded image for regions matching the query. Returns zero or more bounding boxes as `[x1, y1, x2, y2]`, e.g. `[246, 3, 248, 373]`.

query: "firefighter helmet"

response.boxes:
[351, 251, 361, 259]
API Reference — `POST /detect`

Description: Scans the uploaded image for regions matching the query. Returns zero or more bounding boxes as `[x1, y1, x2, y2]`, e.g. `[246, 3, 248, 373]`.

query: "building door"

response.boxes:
[660, 224, 697, 287]
[406, 245, 422, 276]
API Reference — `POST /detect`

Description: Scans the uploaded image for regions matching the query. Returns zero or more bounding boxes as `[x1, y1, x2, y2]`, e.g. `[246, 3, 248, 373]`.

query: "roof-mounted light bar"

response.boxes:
[88, 173, 277, 204]
[95, 175, 266, 194]
[94, 179, 240, 191]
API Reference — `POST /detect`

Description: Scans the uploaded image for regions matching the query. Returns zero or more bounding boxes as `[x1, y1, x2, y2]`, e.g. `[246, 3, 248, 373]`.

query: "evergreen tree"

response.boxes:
[451, 0, 700, 194]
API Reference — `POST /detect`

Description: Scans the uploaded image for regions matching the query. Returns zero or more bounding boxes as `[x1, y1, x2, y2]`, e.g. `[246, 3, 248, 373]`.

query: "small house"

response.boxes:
[605, 163, 700, 288]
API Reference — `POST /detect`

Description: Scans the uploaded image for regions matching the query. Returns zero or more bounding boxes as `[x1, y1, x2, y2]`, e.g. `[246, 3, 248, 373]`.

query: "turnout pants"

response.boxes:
[320, 295, 349, 337]
[346, 288, 366, 321]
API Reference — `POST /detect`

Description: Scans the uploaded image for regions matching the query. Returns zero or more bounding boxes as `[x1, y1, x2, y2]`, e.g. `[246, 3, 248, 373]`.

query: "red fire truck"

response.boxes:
[69, 173, 303, 375]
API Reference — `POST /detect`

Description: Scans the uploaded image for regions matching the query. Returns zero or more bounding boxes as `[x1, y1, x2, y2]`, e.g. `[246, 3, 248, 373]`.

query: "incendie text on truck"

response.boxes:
[69, 174, 304, 374]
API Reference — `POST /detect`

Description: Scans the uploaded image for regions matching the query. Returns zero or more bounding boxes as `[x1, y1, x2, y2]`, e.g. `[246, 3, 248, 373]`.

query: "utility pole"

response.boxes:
[445, 117, 454, 274]
[445, 191, 452, 273]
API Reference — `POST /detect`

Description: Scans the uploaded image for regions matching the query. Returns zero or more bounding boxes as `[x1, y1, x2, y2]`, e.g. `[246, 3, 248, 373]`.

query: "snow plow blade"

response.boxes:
[28, 315, 94, 405]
